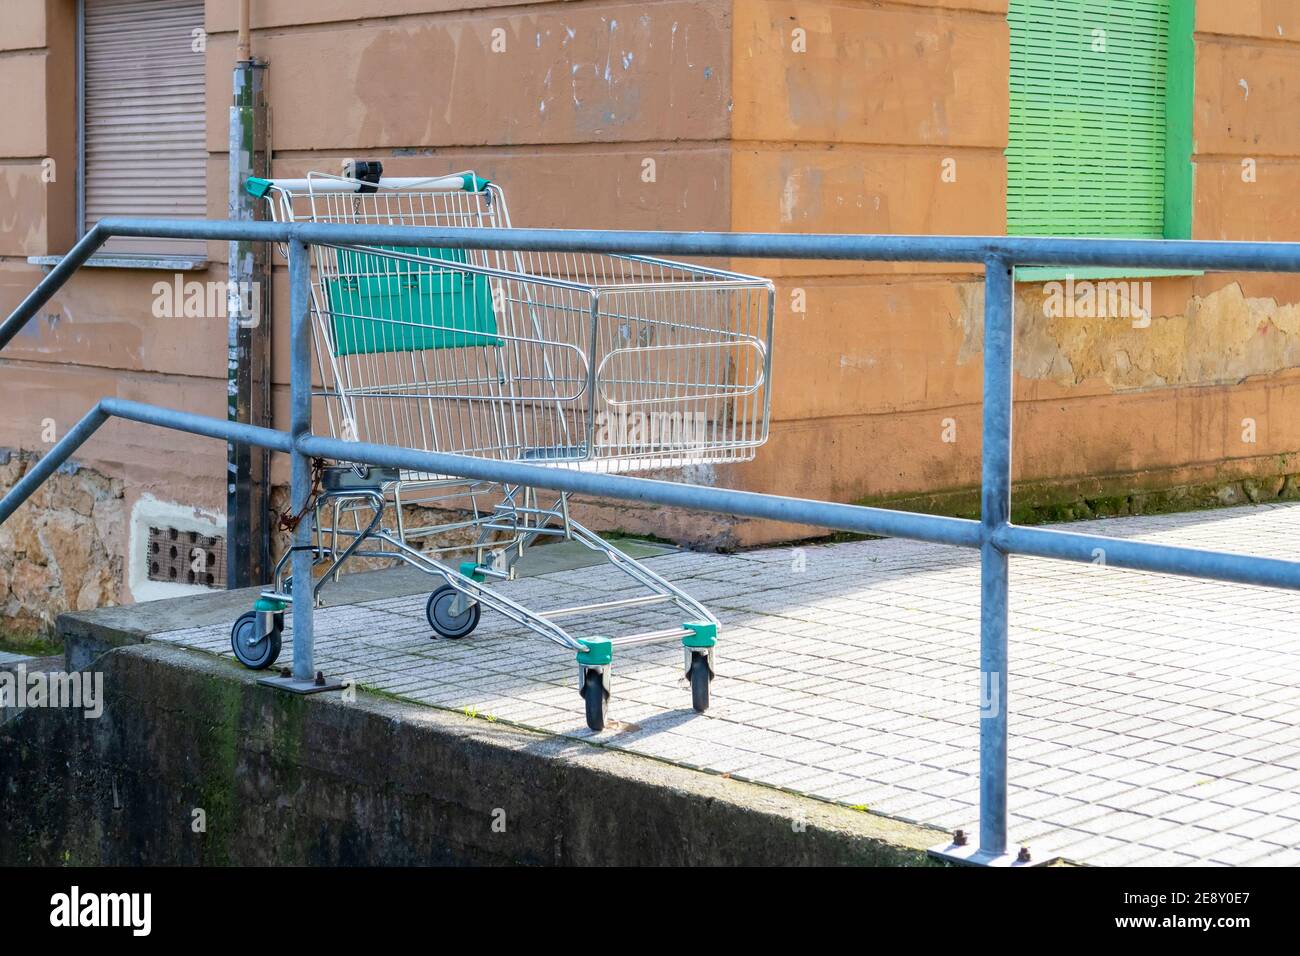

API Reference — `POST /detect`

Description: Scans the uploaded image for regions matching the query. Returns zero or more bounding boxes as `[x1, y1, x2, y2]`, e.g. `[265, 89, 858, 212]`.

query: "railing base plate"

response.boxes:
[928, 840, 1059, 867]
[257, 674, 347, 695]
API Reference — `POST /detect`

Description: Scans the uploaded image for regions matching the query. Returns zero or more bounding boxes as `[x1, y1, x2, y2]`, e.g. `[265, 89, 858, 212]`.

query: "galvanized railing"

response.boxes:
[5, 218, 1300, 865]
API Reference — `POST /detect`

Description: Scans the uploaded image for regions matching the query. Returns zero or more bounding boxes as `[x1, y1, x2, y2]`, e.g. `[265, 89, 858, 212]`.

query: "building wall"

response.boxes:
[727, 0, 1300, 544]
[1, 0, 1300, 626]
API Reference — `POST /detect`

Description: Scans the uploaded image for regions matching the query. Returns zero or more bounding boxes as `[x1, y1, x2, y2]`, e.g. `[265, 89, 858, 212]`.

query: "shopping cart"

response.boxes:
[233, 165, 774, 730]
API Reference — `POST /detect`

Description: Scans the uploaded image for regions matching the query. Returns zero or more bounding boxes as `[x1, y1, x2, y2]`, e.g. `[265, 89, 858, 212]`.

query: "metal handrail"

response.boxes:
[5, 217, 1300, 865]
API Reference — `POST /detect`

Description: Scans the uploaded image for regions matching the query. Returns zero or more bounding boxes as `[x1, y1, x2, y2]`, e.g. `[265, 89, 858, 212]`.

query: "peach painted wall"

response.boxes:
[0, 0, 1298, 600]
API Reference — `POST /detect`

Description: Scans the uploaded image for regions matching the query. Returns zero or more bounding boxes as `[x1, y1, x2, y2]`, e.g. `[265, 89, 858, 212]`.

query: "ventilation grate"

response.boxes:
[146, 527, 226, 588]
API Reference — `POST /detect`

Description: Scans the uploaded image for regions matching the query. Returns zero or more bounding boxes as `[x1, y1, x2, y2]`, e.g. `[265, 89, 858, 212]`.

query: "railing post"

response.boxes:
[287, 238, 315, 683]
[978, 256, 1014, 859]
[931, 255, 1036, 864]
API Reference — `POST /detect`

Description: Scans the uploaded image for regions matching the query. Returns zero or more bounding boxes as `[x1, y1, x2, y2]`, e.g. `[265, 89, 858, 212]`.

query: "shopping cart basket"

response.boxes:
[233, 166, 774, 730]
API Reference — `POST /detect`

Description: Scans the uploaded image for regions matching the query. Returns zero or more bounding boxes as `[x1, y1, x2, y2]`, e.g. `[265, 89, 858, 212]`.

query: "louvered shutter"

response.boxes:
[83, 0, 206, 255]
[1007, 0, 1169, 238]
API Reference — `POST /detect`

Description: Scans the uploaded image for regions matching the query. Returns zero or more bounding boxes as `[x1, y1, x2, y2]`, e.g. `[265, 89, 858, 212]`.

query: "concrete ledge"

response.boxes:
[57, 586, 262, 671]
[1, 642, 945, 866]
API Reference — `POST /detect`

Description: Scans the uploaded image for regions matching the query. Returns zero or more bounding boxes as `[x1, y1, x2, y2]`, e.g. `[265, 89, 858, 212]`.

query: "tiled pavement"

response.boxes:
[155, 502, 1300, 866]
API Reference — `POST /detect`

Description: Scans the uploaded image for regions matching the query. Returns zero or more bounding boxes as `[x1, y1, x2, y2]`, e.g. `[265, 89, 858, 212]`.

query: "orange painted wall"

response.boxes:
[721, 0, 1300, 543]
[0, 0, 1298, 603]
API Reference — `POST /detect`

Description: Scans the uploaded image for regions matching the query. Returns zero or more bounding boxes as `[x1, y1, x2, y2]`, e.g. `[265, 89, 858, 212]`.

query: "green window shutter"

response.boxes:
[1008, 0, 1172, 238]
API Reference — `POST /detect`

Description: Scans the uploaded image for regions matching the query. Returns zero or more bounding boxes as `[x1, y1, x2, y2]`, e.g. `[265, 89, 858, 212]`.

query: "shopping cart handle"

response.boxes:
[244, 173, 493, 198]
[245, 176, 274, 198]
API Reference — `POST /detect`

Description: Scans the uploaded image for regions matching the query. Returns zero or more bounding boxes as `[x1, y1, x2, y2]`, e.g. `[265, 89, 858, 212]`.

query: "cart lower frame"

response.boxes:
[251, 465, 717, 657]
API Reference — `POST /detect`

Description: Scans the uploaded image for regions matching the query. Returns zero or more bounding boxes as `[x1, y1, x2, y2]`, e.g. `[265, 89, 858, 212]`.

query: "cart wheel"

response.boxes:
[582, 669, 608, 732]
[688, 653, 711, 713]
[230, 610, 282, 670]
[426, 584, 480, 639]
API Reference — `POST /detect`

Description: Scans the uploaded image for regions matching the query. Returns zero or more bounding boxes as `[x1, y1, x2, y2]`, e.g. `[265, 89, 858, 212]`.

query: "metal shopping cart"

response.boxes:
[233, 164, 774, 730]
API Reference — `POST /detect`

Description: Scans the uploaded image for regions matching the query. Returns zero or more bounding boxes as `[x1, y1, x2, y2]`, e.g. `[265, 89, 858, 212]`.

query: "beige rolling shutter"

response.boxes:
[83, 0, 206, 256]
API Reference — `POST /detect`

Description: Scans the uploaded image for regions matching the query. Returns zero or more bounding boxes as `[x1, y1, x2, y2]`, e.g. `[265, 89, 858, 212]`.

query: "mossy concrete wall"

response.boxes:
[0, 642, 943, 866]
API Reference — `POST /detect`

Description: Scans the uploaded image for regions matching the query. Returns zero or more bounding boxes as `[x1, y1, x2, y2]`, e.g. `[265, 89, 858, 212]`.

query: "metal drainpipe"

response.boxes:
[237, 0, 251, 60]
[227, 0, 271, 590]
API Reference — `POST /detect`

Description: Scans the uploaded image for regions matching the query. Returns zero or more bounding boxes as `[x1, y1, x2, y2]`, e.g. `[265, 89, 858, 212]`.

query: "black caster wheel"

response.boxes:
[582, 669, 608, 732]
[426, 584, 481, 639]
[230, 610, 282, 670]
[688, 652, 711, 713]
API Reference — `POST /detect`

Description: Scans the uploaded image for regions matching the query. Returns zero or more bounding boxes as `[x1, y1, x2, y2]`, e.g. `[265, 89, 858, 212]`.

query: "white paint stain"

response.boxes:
[779, 175, 800, 224]
[1239, 77, 1250, 99]
[442, 23, 465, 126]
[622, 51, 634, 70]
